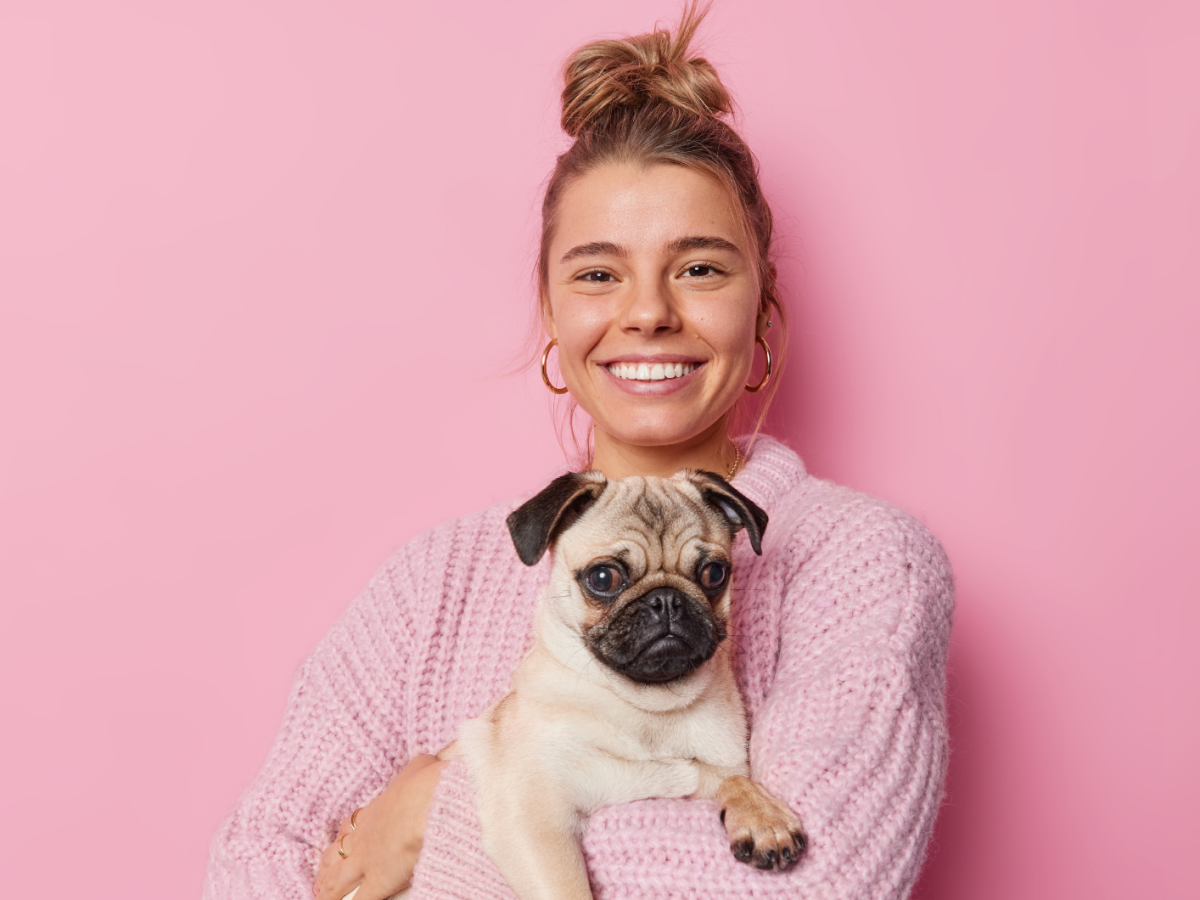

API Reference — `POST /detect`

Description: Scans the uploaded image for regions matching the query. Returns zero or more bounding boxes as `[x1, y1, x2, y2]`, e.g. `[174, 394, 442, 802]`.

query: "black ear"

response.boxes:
[506, 471, 608, 566]
[686, 470, 770, 555]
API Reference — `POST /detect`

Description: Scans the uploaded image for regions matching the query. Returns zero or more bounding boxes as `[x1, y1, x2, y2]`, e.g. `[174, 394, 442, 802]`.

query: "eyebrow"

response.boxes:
[667, 236, 742, 255]
[560, 241, 627, 263]
[559, 235, 741, 264]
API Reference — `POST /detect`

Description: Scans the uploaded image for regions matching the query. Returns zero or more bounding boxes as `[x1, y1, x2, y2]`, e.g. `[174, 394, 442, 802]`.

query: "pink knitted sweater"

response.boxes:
[203, 436, 953, 900]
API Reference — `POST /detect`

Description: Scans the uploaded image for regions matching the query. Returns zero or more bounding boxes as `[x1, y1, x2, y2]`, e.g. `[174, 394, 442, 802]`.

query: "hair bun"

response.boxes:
[561, 4, 731, 139]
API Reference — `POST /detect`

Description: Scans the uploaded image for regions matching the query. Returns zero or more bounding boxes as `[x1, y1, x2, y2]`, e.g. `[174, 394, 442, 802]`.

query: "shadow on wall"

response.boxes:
[910, 636, 977, 900]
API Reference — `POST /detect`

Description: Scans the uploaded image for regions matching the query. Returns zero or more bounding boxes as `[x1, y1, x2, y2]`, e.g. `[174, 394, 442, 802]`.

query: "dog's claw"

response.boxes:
[733, 840, 753, 861]
[755, 849, 778, 869]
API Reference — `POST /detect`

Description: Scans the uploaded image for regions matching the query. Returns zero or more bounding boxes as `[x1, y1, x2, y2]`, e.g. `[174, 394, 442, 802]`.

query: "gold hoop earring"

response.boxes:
[745, 335, 773, 393]
[541, 339, 569, 395]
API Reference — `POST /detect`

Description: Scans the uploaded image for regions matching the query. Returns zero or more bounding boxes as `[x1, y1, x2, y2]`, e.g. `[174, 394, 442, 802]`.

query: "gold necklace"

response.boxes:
[727, 445, 741, 480]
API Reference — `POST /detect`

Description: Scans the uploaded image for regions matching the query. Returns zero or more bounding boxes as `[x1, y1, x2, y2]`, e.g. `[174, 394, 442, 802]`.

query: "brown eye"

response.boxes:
[700, 562, 728, 591]
[586, 565, 623, 596]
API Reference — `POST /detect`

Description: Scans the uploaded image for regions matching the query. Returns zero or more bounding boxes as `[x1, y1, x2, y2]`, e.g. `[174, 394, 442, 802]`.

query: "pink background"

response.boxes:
[1, 1, 1197, 897]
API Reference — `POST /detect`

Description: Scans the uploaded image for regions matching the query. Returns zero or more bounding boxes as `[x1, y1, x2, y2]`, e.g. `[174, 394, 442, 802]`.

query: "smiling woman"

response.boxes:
[203, 5, 953, 900]
[546, 163, 764, 476]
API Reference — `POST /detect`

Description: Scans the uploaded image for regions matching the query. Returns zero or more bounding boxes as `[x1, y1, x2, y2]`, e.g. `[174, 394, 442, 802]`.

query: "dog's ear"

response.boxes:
[506, 471, 608, 566]
[685, 470, 770, 555]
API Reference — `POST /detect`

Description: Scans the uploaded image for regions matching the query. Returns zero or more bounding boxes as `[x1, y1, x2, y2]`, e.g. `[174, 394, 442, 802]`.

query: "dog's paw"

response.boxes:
[717, 776, 806, 871]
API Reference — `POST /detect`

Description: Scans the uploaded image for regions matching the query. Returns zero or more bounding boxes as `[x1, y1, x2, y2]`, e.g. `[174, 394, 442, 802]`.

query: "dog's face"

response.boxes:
[507, 470, 768, 687]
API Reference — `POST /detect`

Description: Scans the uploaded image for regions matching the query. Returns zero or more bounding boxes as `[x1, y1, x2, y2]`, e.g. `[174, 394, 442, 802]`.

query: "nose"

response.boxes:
[643, 588, 687, 623]
[619, 277, 681, 336]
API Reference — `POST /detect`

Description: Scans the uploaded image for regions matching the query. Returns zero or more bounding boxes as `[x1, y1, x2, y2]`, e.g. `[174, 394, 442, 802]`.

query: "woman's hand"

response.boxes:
[313, 754, 449, 900]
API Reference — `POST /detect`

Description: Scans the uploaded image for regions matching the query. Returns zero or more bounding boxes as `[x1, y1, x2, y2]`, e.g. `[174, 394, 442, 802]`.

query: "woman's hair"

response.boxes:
[539, 1, 788, 461]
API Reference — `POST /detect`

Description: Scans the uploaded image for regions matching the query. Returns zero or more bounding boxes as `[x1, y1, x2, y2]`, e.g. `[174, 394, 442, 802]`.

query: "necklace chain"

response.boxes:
[727, 444, 741, 480]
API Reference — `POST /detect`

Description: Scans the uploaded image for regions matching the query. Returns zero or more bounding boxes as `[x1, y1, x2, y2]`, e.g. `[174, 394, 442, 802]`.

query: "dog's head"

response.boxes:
[507, 470, 768, 688]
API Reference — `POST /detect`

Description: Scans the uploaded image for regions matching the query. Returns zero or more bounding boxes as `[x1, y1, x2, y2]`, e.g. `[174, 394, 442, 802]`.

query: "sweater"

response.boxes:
[202, 436, 954, 900]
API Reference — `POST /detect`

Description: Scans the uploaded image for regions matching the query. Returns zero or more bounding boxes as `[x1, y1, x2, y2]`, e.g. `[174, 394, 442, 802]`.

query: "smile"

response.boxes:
[606, 362, 700, 381]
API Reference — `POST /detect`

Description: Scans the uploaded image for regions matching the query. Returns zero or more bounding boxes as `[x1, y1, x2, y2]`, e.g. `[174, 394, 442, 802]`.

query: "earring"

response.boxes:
[745, 335, 773, 393]
[541, 339, 569, 395]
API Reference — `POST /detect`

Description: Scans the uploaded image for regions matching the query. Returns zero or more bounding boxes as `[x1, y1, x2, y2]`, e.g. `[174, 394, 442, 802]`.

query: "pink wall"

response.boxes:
[1, 1, 1196, 897]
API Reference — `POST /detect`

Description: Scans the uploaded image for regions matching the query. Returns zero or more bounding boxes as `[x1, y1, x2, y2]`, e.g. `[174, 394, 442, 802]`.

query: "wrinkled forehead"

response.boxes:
[559, 476, 730, 570]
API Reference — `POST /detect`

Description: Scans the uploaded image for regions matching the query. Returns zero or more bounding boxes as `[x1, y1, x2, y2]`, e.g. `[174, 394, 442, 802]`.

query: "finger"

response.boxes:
[315, 856, 363, 900]
[315, 837, 361, 896]
[353, 876, 411, 900]
[317, 841, 344, 877]
[335, 815, 352, 840]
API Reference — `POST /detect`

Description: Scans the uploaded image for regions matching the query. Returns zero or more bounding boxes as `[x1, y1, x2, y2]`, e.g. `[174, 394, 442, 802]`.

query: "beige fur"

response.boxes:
[439, 472, 804, 900]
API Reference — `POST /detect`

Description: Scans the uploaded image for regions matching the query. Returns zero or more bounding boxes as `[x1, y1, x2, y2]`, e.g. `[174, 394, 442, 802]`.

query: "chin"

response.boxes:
[604, 659, 717, 712]
[594, 408, 714, 448]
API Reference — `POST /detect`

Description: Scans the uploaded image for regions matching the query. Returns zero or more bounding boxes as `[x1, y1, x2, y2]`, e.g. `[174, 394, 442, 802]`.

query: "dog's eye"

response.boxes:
[586, 565, 623, 595]
[699, 562, 729, 591]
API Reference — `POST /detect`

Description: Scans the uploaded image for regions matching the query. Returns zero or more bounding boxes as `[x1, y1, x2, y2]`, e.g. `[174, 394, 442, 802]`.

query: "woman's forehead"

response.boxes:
[550, 162, 744, 260]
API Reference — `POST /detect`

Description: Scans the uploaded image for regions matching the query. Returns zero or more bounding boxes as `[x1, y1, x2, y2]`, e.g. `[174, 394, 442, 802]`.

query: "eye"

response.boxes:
[699, 561, 729, 591]
[579, 270, 615, 283]
[681, 263, 722, 279]
[585, 565, 624, 596]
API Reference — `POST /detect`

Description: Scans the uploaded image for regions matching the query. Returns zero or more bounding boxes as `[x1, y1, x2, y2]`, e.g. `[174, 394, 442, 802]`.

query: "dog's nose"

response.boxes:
[642, 588, 687, 622]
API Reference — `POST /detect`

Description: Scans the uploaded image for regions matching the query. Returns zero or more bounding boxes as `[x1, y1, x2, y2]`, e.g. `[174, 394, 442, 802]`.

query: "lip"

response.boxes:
[599, 360, 705, 396]
[597, 353, 706, 366]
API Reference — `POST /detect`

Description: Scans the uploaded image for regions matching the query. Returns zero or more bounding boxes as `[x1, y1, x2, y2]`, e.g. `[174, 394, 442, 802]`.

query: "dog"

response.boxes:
[428, 469, 806, 900]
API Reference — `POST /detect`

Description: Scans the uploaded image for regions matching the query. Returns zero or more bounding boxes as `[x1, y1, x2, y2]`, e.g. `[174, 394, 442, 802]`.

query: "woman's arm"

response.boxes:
[203, 551, 419, 900]
[408, 493, 954, 900]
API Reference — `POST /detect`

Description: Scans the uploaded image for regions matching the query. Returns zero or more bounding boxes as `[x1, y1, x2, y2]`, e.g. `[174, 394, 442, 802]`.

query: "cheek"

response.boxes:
[683, 282, 758, 348]
[553, 297, 613, 368]
[696, 307, 758, 380]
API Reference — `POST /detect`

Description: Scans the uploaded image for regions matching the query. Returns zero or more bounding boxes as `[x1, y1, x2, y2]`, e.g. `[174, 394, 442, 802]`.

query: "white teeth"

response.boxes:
[607, 362, 698, 381]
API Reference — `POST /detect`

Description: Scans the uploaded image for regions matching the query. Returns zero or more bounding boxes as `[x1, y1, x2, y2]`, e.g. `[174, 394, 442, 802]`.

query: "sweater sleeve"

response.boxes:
[409, 497, 954, 900]
[202, 550, 419, 900]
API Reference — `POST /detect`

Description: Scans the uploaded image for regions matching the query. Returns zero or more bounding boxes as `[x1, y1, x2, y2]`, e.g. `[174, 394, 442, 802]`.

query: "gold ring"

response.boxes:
[337, 834, 349, 859]
[350, 807, 363, 830]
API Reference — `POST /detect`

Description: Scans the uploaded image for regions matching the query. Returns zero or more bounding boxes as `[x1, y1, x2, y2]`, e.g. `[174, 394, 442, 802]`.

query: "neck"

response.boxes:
[591, 419, 737, 479]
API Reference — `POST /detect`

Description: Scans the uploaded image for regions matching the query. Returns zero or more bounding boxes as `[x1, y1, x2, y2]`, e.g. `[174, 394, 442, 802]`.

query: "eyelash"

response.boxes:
[575, 264, 724, 283]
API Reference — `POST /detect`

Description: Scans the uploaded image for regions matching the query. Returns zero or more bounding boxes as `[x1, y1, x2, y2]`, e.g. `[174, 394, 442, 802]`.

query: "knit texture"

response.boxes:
[203, 436, 954, 900]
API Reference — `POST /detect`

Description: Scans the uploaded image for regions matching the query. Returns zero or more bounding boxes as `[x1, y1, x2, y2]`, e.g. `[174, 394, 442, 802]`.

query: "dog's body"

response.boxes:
[437, 470, 805, 900]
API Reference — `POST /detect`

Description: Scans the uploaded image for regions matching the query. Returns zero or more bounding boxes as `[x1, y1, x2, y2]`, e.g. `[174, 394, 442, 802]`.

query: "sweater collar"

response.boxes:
[730, 434, 809, 513]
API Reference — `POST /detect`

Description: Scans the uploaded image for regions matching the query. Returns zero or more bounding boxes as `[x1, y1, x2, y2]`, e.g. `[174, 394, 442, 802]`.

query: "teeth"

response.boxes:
[607, 362, 697, 381]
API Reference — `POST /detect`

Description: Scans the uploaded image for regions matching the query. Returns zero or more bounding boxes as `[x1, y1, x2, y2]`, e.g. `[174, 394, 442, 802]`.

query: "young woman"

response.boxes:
[204, 9, 953, 900]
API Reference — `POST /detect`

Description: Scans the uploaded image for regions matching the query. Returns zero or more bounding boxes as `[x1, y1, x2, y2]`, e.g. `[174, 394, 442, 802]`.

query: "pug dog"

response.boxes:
[430, 469, 806, 900]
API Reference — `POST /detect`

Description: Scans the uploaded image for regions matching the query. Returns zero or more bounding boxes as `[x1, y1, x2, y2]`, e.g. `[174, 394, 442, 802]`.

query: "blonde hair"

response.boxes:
[539, 2, 787, 463]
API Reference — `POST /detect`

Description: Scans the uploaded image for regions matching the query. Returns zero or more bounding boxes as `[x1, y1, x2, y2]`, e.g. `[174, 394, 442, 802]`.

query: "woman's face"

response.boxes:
[545, 162, 762, 449]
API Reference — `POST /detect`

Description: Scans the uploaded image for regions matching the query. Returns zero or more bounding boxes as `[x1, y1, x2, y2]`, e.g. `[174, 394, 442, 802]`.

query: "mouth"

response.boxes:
[586, 610, 725, 686]
[598, 358, 706, 396]
[600, 628, 714, 684]
[605, 361, 701, 382]
[636, 634, 692, 662]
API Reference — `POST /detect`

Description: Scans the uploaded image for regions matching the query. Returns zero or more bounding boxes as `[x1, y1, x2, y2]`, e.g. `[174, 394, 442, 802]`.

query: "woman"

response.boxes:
[203, 8, 953, 900]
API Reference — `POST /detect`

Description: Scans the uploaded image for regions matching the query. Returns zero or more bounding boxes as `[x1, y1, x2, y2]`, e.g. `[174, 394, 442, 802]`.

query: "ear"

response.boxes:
[540, 291, 556, 338]
[506, 471, 607, 566]
[685, 470, 770, 555]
